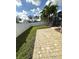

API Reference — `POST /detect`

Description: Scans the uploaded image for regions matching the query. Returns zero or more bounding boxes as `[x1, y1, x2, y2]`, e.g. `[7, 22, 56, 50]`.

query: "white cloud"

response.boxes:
[45, 0, 57, 6]
[16, 0, 22, 7]
[45, 0, 50, 5]
[30, 9, 36, 13]
[16, 10, 27, 15]
[26, 0, 41, 6]
[22, 10, 27, 15]
[34, 12, 39, 16]
[30, 7, 40, 13]
[45, 0, 62, 10]
[30, 7, 41, 16]
[16, 10, 29, 20]
[37, 7, 40, 11]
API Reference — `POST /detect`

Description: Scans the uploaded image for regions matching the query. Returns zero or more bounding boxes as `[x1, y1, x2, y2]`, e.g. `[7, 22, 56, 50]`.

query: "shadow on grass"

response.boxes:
[16, 27, 32, 52]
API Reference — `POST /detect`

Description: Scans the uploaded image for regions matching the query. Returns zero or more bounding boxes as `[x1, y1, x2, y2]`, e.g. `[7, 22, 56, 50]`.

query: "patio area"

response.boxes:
[32, 27, 62, 59]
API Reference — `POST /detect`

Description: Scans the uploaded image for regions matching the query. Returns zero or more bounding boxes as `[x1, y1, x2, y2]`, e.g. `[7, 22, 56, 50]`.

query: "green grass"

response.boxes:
[16, 25, 49, 59]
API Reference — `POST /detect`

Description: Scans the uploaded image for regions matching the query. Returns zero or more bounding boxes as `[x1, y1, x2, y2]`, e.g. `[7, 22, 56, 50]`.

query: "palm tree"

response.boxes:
[50, 5, 58, 16]
[41, 2, 58, 26]
[41, 3, 51, 23]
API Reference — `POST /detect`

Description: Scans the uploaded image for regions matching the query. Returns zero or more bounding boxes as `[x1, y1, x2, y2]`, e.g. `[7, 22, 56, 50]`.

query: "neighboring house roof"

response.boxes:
[57, 10, 62, 13]
[58, 11, 62, 18]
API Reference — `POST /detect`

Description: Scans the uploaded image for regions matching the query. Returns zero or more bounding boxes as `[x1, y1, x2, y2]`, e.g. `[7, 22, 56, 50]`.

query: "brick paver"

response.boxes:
[32, 27, 62, 59]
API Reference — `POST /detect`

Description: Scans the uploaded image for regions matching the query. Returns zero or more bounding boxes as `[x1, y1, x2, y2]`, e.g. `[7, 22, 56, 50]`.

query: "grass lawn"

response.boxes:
[16, 25, 49, 59]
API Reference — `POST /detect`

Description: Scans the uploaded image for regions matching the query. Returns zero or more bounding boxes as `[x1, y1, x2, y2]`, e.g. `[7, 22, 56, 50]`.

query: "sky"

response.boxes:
[16, 0, 62, 19]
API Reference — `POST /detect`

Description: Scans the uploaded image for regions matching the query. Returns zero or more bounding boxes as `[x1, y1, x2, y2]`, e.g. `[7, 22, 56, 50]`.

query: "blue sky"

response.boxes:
[16, 0, 62, 17]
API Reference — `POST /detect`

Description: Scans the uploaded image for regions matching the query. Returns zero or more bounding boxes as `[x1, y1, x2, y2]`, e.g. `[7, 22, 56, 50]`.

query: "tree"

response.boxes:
[50, 5, 58, 16]
[41, 2, 58, 26]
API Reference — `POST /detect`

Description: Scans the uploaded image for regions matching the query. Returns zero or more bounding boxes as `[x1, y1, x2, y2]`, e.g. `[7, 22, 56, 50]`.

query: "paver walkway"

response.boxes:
[32, 27, 62, 59]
